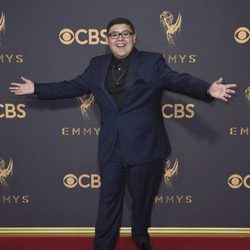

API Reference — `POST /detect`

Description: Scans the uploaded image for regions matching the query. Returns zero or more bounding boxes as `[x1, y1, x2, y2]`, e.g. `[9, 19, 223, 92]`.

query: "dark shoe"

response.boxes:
[135, 241, 152, 250]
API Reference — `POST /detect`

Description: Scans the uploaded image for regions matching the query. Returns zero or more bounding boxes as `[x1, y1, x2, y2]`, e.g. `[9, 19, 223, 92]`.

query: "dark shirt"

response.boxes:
[105, 52, 131, 108]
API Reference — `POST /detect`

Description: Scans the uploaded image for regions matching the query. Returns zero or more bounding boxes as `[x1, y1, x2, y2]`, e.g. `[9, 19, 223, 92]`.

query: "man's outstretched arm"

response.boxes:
[155, 54, 237, 102]
[9, 60, 94, 99]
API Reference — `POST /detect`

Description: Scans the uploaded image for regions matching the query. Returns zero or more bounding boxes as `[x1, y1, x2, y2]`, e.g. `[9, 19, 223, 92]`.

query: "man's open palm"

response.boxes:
[9, 76, 35, 95]
[209, 77, 237, 102]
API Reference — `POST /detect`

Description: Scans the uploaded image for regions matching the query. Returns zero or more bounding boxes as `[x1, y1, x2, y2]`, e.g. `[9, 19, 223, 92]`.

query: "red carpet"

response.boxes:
[1, 237, 250, 250]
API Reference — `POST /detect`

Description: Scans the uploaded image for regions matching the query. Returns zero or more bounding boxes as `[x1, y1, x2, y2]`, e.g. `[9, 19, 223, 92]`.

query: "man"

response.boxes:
[10, 17, 236, 250]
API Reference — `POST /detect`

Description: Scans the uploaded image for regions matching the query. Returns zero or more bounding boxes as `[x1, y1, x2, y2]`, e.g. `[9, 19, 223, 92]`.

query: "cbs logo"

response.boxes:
[59, 28, 107, 45]
[234, 27, 249, 44]
[63, 174, 101, 189]
[228, 174, 250, 189]
[162, 104, 195, 119]
[0, 104, 26, 119]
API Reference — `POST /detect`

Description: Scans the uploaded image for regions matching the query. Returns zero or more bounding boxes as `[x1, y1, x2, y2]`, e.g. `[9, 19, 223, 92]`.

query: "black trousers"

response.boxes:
[93, 138, 164, 250]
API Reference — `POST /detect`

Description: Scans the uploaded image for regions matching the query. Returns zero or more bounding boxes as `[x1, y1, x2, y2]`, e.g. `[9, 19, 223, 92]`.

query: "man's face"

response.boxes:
[106, 23, 136, 60]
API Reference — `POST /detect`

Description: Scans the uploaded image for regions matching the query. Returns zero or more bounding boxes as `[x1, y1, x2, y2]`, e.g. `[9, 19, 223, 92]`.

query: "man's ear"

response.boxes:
[133, 34, 137, 43]
[105, 36, 109, 46]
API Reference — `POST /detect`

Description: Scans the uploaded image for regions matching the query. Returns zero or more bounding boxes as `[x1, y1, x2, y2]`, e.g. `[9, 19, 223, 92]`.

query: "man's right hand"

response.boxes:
[9, 76, 35, 95]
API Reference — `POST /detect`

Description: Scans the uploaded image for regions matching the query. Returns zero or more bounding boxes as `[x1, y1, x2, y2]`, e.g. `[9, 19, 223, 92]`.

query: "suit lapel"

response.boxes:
[100, 53, 118, 110]
[125, 48, 139, 90]
[119, 48, 140, 109]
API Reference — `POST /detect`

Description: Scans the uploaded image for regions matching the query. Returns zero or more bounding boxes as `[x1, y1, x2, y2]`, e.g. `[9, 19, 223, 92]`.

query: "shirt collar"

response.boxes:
[111, 47, 135, 66]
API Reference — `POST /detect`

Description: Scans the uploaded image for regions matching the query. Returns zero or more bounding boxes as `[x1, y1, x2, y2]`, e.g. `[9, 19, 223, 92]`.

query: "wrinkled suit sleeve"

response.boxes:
[155, 54, 214, 103]
[35, 59, 93, 100]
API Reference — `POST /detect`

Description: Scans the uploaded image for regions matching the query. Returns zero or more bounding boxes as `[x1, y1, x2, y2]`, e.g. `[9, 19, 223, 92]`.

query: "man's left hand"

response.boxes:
[208, 77, 237, 102]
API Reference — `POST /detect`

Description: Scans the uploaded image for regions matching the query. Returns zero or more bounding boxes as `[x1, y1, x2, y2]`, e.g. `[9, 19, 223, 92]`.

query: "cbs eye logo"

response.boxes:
[228, 174, 250, 189]
[59, 28, 107, 45]
[234, 27, 249, 44]
[63, 173, 101, 188]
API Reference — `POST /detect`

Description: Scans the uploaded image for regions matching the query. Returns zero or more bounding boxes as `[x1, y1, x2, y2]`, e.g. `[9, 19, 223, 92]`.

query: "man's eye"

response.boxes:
[111, 32, 118, 37]
[123, 31, 130, 36]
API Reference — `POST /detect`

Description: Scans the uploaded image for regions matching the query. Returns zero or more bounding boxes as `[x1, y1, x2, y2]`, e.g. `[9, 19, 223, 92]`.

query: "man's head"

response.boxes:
[106, 17, 136, 60]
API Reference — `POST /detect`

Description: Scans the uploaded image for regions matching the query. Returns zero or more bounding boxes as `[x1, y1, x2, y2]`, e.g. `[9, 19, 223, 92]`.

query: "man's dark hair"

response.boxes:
[107, 17, 135, 34]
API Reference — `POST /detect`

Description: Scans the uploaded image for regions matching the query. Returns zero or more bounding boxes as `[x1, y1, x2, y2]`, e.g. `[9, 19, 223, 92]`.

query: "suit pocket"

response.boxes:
[133, 78, 152, 86]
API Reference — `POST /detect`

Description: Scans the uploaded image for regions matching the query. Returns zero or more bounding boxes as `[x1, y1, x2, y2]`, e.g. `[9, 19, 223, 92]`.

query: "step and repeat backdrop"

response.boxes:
[0, 0, 249, 229]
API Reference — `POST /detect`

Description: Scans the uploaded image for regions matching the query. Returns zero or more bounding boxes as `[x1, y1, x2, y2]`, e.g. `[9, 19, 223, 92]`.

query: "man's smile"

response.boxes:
[116, 43, 126, 48]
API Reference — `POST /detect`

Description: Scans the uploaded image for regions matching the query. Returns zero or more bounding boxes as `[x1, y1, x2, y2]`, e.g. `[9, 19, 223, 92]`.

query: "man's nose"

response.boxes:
[117, 34, 124, 40]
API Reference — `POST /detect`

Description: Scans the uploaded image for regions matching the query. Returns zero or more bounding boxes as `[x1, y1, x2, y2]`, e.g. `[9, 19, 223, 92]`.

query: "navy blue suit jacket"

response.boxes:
[37, 48, 213, 164]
